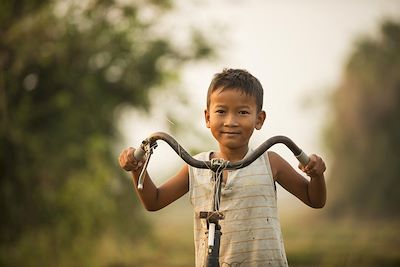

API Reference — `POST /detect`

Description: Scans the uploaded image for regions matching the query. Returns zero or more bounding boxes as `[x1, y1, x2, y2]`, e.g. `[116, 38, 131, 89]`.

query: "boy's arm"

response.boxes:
[119, 147, 189, 211]
[268, 151, 326, 208]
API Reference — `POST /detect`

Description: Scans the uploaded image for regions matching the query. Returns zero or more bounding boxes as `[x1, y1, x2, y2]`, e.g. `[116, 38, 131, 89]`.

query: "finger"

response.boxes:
[308, 157, 326, 176]
[118, 151, 125, 163]
[312, 156, 324, 172]
[123, 153, 134, 171]
[306, 154, 318, 170]
[298, 163, 306, 172]
[321, 161, 326, 172]
[126, 161, 142, 172]
[128, 147, 139, 163]
[315, 160, 326, 174]
[125, 162, 136, 171]
[122, 157, 133, 171]
[123, 166, 132, 171]
[125, 147, 132, 161]
[119, 152, 127, 168]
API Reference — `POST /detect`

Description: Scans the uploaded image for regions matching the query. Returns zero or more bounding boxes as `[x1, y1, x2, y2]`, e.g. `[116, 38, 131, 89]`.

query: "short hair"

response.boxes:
[206, 68, 264, 111]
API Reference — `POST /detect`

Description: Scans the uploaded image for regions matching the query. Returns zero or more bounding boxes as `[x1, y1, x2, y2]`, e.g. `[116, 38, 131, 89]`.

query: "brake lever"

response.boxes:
[137, 141, 157, 190]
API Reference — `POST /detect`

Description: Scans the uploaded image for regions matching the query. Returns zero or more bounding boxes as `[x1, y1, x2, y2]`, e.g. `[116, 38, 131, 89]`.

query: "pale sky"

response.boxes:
[119, 0, 400, 196]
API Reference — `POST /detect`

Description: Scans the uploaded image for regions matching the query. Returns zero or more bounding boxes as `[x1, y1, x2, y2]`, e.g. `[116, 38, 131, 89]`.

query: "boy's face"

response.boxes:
[205, 88, 266, 152]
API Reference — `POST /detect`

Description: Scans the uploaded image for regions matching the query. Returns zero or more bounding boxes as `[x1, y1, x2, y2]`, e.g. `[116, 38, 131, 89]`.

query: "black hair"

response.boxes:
[206, 68, 264, 111]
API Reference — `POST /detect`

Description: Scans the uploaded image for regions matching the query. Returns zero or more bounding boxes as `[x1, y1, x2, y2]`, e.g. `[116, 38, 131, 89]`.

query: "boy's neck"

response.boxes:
[213, 146, 249, 162]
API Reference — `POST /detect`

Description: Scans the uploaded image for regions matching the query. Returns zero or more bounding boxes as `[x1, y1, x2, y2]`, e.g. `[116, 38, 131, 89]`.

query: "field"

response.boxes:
[125, 197, 400, 267]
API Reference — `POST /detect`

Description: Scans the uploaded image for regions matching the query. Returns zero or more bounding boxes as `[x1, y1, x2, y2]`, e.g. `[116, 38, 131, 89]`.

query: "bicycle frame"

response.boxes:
[133, 131, 309, 267]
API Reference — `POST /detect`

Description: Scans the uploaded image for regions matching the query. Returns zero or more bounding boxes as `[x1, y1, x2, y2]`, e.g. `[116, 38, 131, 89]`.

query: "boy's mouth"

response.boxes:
[221, 131, 240, 135]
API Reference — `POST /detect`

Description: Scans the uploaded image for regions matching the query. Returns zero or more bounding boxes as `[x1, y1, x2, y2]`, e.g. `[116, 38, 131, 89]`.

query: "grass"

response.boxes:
[116, 197, 400, 267]
[283, 216, 400, 267]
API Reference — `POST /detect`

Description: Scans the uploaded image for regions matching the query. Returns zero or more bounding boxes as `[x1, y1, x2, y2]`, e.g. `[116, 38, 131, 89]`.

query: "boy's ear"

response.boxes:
[204, 109, 211, 128]
[255, 110, 266, 130]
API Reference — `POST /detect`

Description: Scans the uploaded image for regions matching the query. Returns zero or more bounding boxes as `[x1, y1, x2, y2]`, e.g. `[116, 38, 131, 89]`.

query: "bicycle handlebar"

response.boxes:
[134, 132, 310, 189]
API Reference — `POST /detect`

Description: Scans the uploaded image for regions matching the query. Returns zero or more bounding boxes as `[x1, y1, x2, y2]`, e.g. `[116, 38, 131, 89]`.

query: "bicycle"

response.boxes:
[133, 132, 310, 267]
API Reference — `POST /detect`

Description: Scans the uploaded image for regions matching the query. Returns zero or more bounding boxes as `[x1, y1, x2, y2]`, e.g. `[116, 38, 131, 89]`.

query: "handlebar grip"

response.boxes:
[134, 148, 146, 161]
[296, 151, 310, 166]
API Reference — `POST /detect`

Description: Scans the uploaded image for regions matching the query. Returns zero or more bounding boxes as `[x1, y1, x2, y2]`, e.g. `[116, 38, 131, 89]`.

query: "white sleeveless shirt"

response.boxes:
[188, 150, 288, 267]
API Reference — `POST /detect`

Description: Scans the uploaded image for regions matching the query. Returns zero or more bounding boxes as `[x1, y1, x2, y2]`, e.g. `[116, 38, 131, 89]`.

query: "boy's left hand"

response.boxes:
[299, 154, 326, 178]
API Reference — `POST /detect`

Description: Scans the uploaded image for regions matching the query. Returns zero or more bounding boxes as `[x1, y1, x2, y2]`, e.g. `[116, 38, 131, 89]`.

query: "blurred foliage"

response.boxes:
[324, 19, 400, 219]
[0, 0, 213, 266]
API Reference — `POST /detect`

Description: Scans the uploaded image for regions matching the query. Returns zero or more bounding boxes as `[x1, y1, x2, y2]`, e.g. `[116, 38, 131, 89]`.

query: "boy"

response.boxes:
[119, 68, 326, 266]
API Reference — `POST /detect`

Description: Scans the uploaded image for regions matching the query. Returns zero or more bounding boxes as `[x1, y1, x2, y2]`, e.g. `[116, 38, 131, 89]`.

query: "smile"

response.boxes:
[222, 132, 240, 135]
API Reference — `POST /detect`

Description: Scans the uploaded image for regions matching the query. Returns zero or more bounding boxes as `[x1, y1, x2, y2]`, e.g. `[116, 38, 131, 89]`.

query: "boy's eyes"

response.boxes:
[214, 110, 250, 115]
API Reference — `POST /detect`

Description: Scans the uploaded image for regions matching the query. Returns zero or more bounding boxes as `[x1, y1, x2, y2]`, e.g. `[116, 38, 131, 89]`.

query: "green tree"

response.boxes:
[0, 0, 213, 266]
[324, 20, 400, 219]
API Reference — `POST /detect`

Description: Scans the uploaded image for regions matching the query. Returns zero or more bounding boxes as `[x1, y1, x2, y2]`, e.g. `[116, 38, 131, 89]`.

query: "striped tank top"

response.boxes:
[188, 150, 288, 267]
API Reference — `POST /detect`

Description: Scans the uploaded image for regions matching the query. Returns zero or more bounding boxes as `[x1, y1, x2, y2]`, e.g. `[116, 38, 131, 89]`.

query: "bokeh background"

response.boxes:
[1, 0, 399, 266]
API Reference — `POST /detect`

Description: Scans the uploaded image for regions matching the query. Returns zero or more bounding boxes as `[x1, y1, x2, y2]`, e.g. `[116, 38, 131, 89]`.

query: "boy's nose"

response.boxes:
[224, 114, 239, 127]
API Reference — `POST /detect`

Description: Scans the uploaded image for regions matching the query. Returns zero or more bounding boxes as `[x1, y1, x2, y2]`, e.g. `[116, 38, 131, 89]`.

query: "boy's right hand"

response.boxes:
[118, 147, 143, 172]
